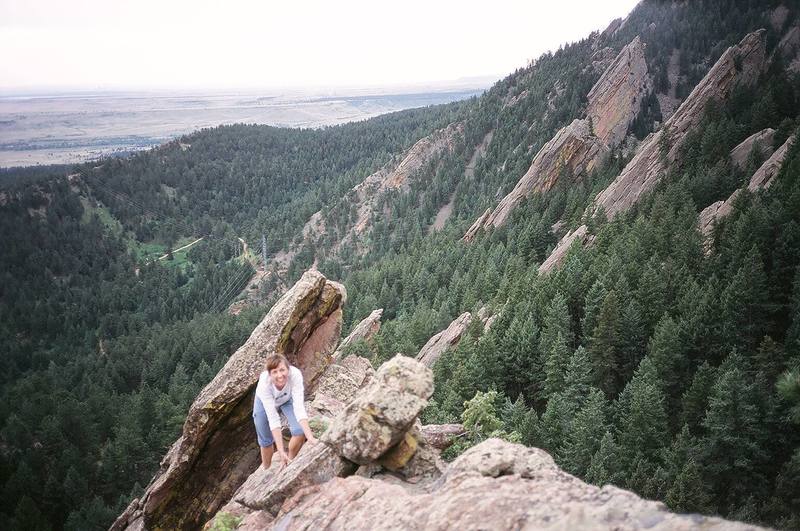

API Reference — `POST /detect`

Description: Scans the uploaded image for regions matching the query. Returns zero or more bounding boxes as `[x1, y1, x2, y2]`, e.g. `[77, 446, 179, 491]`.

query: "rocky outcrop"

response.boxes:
[111, 270, 346, 531]
[204, 354, 437, 528]
[334, 309, 382, 359]
[591, 30, 767, 221]
[657, 49, 682, 121]
[306, 354, 374, 421]
[464, 120, 605, 235]
[540, 30, 769, 274]
[416, 312, 473, 368]
[464, 37, 650, 240]
[340, 122, 463, 252]
[586, 36, 651, 147]
[539, 224, 594, 274]
[698, 134, 795, 242]
[748, 134, 794, 191]
[270, 438, 763, 530]
[463, 207, 492, 241]
[730, 128, 775, 169]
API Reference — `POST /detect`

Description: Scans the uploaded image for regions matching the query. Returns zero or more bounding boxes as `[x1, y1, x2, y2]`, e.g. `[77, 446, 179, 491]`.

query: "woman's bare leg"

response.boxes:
[288, 435, 306, 459]
[260, 445, 275, 468]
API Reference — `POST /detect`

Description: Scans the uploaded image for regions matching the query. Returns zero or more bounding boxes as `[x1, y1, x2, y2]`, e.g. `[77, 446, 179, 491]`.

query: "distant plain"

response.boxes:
[0, 84, 487, 168]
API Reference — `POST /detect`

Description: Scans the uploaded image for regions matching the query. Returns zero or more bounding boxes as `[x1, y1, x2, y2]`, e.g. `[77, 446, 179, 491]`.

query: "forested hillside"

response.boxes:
[3, 0, 800, 529]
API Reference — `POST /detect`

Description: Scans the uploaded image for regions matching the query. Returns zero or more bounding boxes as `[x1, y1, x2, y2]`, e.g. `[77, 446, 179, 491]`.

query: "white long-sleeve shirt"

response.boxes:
[254, 365, 308, 431]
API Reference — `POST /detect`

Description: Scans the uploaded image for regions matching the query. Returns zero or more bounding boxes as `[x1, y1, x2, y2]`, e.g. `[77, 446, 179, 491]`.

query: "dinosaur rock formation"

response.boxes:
[730, 128, 775, 170]
[334, 308, 382, 359]
[464, 37, 649, 240]
[699, 134, 795, 241]
[416, 311, 473, 368]
[111, 270, 346, 531]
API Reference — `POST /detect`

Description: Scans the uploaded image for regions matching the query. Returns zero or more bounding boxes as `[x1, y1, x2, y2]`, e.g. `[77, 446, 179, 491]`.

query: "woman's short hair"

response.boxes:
[266, 353, 290, 372]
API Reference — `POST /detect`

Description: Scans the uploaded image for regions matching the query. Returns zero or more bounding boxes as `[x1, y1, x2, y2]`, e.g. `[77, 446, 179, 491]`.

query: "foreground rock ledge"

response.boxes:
[269, 438, 763, 531]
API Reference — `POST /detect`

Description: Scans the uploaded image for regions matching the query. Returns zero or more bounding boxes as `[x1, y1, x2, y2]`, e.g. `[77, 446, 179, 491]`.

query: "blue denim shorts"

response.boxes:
[253, 396, 304, 447]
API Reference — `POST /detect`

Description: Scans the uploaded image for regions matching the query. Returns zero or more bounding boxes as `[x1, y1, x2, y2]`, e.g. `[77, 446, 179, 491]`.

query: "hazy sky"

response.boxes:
[0, 0, 640, 91]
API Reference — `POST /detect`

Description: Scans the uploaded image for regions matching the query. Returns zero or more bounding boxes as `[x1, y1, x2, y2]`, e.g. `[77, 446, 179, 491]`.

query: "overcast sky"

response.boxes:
[0, 0, 640, 91]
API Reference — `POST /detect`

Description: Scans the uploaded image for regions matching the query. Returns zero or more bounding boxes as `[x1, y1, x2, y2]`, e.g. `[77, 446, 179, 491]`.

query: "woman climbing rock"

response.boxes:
[253, 353, 317, 469]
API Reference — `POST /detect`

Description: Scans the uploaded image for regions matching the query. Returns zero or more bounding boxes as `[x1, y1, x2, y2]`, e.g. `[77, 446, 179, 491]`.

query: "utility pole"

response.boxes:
[261, 234, 268, 268]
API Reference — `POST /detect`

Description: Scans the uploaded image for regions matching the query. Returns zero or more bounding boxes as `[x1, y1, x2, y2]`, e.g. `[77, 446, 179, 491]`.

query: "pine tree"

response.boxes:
[539, 292, 574, 353]
[680, 362, 715, 434]
[700, 353, 769, 512]
[616, 357, 669, 469]
[590, 290, 622, 396]
[561, 346, 593, 412]
[539, 393, 571, 458]
[542, 332, 570, 400]
[648, 314, 688, 423]
[501, 394, 539, 445]
[586, 431, 623, 487]
[719, 246, 768, 353]
[561, 388, 607, 476]
[581, 279, 606, 341]
[666, 458, 715, 514]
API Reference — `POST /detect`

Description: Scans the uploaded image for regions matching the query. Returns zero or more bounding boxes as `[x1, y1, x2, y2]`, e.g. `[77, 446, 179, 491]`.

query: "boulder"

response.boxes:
[322, 354, 434, 464]
[111, 270, 346, 531]
[272, 438, 764, 530]
[416, 312, 473, 368]
[229, 442, 357, 517]
[420, 423, 466, 450]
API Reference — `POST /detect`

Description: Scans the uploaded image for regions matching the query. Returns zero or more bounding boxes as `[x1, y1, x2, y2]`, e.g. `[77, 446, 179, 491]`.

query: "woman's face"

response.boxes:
[269, 362, 289, 388]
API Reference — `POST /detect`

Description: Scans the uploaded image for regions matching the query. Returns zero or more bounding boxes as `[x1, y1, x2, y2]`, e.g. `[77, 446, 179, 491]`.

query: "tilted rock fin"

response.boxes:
[111, 270, 346, 531]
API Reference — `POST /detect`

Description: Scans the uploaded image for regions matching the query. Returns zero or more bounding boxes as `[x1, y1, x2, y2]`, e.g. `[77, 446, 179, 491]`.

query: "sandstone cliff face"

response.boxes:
[464, 37, 649, 240]
[586, 36, 651, 147]
[334, 308, 382, 359]
[111, 270, 346, 531]
[416, 311, 473, 368]
[538, 224, 595, 274]
[339, 122, 462, 252]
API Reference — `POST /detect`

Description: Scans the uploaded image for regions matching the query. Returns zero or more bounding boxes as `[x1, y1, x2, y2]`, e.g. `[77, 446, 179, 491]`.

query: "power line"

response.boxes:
[84, 175, 256, 315]
[208, 262, 254, 314]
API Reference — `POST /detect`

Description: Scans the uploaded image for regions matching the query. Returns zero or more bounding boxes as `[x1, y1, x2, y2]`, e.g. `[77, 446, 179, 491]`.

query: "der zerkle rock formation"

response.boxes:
[111, 270, 346, 530]
[114, 270, 765, 530]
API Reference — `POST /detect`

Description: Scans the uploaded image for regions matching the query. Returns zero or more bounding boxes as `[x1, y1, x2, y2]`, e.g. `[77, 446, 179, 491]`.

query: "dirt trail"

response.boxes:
[156, 237, 204, 261]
